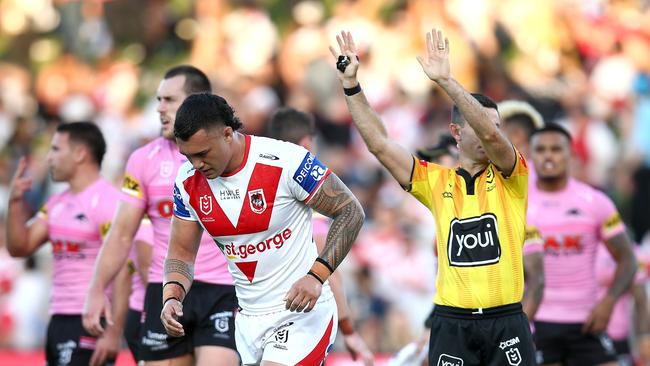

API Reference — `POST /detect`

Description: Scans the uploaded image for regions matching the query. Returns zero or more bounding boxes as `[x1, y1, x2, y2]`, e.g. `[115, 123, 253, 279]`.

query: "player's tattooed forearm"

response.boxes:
[308, 173, 365, 270]
[164, 258, 194, 283]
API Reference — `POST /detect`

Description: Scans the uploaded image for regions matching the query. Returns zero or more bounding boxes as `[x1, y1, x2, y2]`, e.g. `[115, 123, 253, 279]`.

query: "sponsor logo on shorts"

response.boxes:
[437, 354, 463, 366]
[272, 321, 293, 350]
[447, 213, 501, 266]
[57, 340, 76, 365]
[500, 336, 522, 366]
[210, 311, 233, 338]
[505, 347, 522, 366]
[141, 330, 169, 351]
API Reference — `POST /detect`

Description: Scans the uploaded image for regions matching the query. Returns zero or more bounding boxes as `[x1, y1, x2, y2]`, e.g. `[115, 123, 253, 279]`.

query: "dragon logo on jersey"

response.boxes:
[248, 189, 267, 214]
[159, 161, 174, 178]
[200, 194, 213, 215]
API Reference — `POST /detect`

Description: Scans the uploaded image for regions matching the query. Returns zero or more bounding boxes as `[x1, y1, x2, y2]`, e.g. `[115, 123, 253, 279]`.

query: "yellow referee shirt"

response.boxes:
[408, 150, 529, 309]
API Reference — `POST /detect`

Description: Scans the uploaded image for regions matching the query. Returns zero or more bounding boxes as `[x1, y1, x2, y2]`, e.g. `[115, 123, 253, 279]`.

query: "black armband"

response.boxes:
[343, 84, 362, 96]
[163, 281, 187, 296]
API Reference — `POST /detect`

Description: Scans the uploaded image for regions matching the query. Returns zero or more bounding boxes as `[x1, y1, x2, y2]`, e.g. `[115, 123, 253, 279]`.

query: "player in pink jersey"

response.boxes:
[123, 219, 153, 362]
[163, 93, 365, 366]
[524, 123, 637, 366]
[267, 107, 374, 365]
[500, 100, 546, 320]
[83, 66, 238, 366]
[6, 122, 127, 366]
[596, 244, 650, 366]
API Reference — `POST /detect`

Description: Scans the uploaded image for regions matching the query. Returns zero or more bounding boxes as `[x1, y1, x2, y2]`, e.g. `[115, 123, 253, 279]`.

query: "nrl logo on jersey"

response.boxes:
[159, 161, 174, 178]
[248, 189, 267, 214]
[200, 194, 213, 215]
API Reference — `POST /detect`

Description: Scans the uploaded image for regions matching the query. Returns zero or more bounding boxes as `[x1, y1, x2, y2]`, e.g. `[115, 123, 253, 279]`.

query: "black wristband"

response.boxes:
[315, 257, 335, 274]
[307, 271, 324, 284]
[163, 281, 187, 296]
[343, 84, 362, 96]
[163, 296, 181, 306]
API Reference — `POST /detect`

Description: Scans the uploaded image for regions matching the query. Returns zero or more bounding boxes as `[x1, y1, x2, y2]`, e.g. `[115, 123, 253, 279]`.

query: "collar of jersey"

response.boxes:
[456, 167, 486, 195]
[222, 134, 251, 177]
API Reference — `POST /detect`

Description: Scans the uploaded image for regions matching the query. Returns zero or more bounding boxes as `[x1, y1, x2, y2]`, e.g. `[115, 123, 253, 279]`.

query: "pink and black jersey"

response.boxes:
[121, 137, 231, 285]
[525, 178, 626, 323]
[173, 135, 333, 315]
[36, 178, 120, 315]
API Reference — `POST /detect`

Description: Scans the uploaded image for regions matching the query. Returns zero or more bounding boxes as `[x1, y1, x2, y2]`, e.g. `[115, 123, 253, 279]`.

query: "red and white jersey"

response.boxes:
[173, 135, 333, 315]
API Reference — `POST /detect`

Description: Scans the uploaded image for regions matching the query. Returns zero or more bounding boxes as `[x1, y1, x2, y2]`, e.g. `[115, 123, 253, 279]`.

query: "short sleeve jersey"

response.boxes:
[36, 178, 120, 315]
[525, 178, 626, 323]
[173, 135, 333, 315]
[408, 150, 529, 309]
[121, 137, 232, 285]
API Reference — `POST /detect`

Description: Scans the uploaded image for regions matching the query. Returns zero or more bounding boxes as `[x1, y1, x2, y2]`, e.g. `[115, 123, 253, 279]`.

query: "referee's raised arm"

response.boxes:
[329, 31, 415, 188]
[416, 28, 517, 176]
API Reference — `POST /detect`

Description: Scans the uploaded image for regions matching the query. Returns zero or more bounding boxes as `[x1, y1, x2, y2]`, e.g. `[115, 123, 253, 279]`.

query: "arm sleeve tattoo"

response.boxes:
[307, 173, 365, 271]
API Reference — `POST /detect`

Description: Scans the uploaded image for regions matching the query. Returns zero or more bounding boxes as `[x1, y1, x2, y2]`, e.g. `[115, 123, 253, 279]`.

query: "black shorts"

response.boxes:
[613, 338, 633, 366]
[533, 321, 617, 365]
[124, 309, 142, 361]
[428, 303, 535, 366]
[46, 314, 115, 366]
[139, 281, 238, 361]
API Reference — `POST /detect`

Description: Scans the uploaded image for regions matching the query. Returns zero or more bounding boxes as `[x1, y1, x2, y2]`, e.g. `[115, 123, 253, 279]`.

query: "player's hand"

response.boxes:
[284, 275, 322, 312]
[329, 30, 361, 88]
[416, 28, 451, 82]
[89, 327, 120, 366]
[344, 331, 374, 366]
[582, 295, 616, 334]
[8, 157, 33, 202]
[161, 298, 185, 337]
[83, 289, 114, 337]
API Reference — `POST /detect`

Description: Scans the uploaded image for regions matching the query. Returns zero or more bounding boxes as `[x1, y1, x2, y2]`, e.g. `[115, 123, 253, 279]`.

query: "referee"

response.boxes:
[331, 29, 535, 365]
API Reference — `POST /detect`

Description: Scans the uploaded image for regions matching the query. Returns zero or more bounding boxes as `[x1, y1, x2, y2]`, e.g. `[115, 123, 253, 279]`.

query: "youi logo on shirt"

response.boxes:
[447, 213, 501, 266]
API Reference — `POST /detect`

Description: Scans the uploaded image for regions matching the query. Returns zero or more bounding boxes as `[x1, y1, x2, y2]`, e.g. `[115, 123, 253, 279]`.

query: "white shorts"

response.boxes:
[235, 295, 337, 366]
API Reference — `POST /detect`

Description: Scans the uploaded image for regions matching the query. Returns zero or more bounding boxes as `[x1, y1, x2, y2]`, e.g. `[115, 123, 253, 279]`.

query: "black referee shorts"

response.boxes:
[428, 302, 535, 366]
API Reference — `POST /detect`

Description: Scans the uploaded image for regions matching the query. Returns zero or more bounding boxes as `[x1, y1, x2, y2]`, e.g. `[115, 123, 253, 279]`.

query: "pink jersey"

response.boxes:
[128, 220, 153, 312]
[36, 178, 120, 315]
[174, 135, 333, 315]
[525, 178, 626, 323]
[121, 137, 232, 285]
[596, 245, 647, 340]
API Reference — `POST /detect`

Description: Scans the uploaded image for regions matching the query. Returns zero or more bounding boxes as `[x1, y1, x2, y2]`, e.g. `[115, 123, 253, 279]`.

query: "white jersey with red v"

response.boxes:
[173, 135, 334, 315]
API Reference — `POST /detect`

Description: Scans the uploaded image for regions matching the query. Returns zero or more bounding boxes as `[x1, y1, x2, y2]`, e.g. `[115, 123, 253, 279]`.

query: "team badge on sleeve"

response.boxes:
[292, 152, 328, 194]
[122, 174, 142, 198]
[173, 184, 192, 219]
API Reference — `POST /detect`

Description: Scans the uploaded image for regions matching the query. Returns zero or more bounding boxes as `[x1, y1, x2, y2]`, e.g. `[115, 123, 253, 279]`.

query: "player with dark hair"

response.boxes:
[331, 29, 536, 365]
[267, 107, 374, 365]
[84, 66, 239, 366]
[7, 122, 127, 366]
[163, 93, 365, 366]
[525, 123, 637, 366]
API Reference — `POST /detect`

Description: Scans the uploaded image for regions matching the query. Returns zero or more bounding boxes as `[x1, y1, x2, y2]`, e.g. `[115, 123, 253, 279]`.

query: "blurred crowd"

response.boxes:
[1, 0, 650, 356]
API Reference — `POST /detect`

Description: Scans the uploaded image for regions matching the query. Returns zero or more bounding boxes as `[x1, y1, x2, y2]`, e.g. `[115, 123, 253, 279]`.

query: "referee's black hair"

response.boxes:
[530, 122, 572, 143]
[451, 93, 499, 125]
[174, 93, 243, 141]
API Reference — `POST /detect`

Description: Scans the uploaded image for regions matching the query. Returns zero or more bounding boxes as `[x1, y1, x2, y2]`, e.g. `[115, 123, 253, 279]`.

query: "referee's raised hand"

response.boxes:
[417, 28, 451, 82]
[329, 30, 360, 86]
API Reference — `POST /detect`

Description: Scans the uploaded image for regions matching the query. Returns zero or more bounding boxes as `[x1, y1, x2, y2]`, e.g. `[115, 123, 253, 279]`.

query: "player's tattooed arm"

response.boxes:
[307, 173, 365, 275]
[163, 258, 194, 303]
